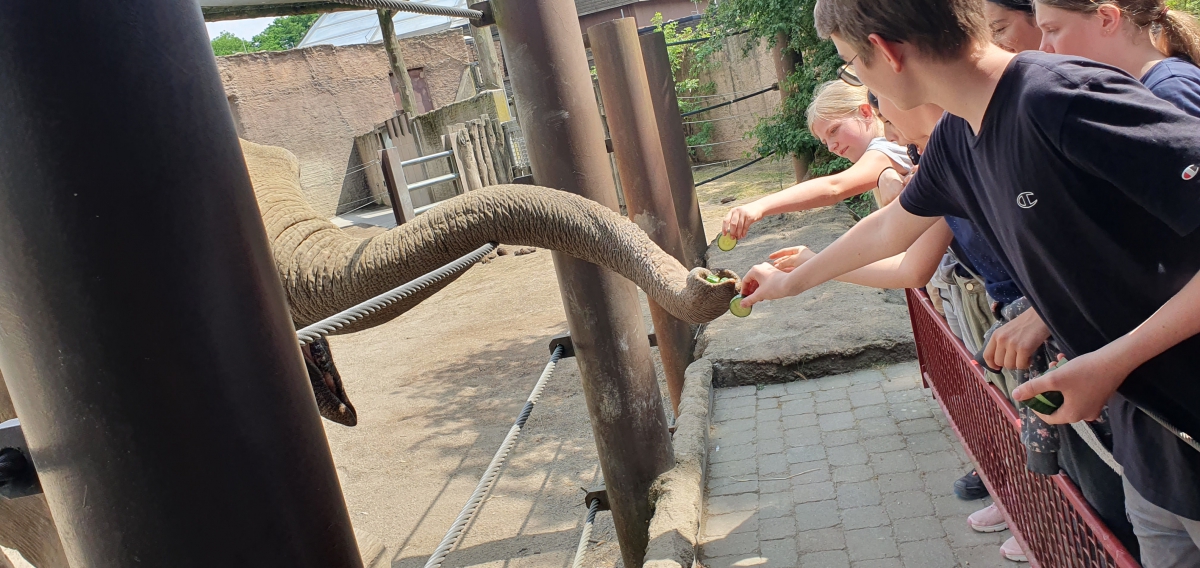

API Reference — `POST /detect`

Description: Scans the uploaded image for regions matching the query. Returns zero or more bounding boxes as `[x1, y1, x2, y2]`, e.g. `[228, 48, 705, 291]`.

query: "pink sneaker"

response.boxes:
[967, 503, 1008, 532]
[1000, 536, 1029, 562]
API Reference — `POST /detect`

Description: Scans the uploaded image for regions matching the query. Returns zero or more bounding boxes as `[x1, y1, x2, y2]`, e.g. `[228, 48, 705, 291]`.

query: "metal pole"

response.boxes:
[491, 2, 675, 566]
[591, 19, 694, 417]
[772, 33, 809, 182]
[379, 8, 420, 115]
[0, 3, 362, 567]
[638, 31, 708, 268]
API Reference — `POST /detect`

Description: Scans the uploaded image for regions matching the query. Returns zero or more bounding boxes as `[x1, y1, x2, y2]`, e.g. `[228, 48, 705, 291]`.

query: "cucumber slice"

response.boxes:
[705, 274, 722, 284]
[1019, 391, 1064, 415]
[718, 234, 737, 251]
[729, 295, 752, 317]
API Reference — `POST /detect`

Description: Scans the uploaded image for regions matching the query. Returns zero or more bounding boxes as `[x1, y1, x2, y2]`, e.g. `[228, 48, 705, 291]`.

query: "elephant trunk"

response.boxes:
[243, 140, 738, 333]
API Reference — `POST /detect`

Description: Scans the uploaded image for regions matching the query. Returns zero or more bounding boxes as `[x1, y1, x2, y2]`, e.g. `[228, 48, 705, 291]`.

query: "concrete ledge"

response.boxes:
[644, 358, 713, 568]
[700, 205, 915, 387]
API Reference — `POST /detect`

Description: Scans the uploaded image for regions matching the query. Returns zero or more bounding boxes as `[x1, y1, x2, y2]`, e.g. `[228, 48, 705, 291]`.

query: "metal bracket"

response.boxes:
[0, 419, 43, 500]
[468, 1, 495, 26]
[550, 332, 657, 359]
[584, 486, 610, 511]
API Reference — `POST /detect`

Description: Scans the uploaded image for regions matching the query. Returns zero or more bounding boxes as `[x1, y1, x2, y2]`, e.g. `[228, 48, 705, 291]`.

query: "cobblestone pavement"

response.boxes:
[701, 361, 1016, 568]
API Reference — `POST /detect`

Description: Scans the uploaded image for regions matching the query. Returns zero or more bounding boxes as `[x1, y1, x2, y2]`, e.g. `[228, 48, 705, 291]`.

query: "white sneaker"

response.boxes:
[967, 503, 1008, 533]
[1000, 536, 1029, 562]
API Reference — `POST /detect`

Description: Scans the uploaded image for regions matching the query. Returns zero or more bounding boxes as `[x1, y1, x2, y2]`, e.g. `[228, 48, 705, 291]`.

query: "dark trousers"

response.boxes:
[1057, 424, 1142, 560]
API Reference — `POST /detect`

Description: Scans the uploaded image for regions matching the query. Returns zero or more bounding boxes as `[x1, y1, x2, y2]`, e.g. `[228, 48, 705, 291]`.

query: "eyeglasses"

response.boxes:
[837, 54, 863, 87]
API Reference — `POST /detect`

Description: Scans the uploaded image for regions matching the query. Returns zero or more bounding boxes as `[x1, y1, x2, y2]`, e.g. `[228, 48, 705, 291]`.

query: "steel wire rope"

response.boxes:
[571, 498, 603, 568]
[679, 84, 778, 118]
[423, 345, 566, 568]
[695, 151, 774, 187]
[295, 242, 497, 344]
[332, 0, 484, 21]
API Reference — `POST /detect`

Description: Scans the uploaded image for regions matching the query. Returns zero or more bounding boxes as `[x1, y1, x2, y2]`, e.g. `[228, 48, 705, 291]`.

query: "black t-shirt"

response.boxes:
[900, 52, 1200, 519]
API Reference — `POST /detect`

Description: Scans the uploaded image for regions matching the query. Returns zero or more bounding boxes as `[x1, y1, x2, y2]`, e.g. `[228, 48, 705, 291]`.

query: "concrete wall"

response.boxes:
[410, 90, 511, 203]
[217, 30, 470, 216]
[683, 34, 780, 163]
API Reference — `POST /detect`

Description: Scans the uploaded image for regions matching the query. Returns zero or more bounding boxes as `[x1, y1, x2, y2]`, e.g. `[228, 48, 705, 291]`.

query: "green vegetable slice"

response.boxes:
[718, 234, 737, 251]
[729, 295, 752, 317]
[1019, 391, 1064, 415]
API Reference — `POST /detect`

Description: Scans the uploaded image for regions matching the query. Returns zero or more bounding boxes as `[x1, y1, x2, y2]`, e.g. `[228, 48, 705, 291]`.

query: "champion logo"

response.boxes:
[1016, 192, 1038, 209]
[1184, 164, 1199, 181]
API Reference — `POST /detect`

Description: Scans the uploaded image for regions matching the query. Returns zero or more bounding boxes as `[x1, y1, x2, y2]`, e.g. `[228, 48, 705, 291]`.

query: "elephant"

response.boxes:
[0, 139, 737, 567]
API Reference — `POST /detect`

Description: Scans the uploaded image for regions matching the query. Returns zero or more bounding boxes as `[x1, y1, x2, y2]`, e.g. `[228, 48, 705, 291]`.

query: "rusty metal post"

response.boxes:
[772, 33, 809, 182]
[489, 4, 675, 567]
[0, 2, 361, 566]
[638, 31, 708, 268]
[591, 19, 693, 417]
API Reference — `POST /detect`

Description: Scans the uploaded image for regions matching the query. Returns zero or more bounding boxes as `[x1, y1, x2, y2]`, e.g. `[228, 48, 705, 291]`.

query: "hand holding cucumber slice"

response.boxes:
[729, 294, 752, 317]
[1017, 357, 1067, 415]
[718, 233, 737, 251]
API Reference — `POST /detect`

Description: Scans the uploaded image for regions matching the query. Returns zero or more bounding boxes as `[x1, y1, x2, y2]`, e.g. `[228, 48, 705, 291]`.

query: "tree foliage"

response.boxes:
[700, 0, 850, 176]
[211, 14, 320, 56]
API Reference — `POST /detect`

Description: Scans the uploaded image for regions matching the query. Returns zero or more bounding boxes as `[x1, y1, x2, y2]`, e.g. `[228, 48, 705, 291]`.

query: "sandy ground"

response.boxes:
[324, 159, 796, 568]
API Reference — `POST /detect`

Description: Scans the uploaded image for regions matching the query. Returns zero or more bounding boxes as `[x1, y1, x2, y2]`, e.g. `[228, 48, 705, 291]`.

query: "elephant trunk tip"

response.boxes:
[681, 267, 741, 324]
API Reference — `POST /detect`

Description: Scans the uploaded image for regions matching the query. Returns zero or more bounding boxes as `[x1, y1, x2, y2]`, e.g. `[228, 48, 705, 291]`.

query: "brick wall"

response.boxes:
[217, 30, 470, 216]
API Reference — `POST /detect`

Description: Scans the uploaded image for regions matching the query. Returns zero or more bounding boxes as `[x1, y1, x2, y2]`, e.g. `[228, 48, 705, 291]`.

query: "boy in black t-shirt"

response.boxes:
[737, 0, 1200, 558]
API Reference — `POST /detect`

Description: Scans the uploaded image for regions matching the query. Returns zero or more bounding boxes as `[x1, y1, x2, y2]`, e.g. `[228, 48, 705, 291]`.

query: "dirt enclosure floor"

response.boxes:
[325, 159, 796, 568]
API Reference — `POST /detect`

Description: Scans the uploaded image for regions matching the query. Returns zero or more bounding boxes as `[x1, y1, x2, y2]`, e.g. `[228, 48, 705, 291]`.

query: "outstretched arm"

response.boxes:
[723, 152, 898, 239]
[771, 219, 953, 289]
[1012, 269, 1200, 423]
[739, 199, 940, 306]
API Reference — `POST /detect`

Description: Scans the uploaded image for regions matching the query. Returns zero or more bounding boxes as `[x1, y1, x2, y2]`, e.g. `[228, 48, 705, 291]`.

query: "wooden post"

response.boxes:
[772, 32, 808, 182]
[470, 25, 503, 91]
[483, 115, 510, 183]
[468, 121, 494, 186]
[450, 124, 483, 190]
[379, 147, 416, 225]
[476, 119, 499, 186]
[378, 9, 419, 116]
[442, 134, 466, 194]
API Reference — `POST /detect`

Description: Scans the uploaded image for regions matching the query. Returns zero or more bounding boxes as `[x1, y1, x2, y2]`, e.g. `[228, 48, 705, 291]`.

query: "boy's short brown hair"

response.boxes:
[814, 0, 989, 63]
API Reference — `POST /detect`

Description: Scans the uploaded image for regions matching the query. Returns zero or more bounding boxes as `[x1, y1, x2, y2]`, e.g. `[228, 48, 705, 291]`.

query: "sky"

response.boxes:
[205, 17, 276, 39]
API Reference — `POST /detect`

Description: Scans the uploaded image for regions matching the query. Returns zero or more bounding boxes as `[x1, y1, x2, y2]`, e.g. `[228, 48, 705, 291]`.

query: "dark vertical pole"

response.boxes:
[772, 33, 808, 183]
[639, 31, 708, 268]
[591, 19, 693, 417]
[490, 2, 676, 566]
[0, 3, 362, 567]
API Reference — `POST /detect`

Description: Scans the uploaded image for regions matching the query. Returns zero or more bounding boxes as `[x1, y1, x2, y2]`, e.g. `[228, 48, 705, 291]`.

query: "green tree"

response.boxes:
[252, 14, 320, 51]
[700, 0, 849, 177]
[211, 31, 259, 56]
[210, 14, 320, 56]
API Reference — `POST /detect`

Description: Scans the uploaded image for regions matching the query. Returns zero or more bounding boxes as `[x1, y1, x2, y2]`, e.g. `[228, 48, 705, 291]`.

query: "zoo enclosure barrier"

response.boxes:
[904, 288, 1140, 568]
[295, 244, 614, 567]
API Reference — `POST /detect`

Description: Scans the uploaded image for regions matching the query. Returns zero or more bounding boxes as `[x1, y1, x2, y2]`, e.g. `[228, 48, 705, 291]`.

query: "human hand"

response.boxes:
[1011, 351, 1131, 424]
[723, 202, 764, 240]
[738, 262, 797, 308]
[769, 246, 817, 272]
[984, 309, 1052, 370]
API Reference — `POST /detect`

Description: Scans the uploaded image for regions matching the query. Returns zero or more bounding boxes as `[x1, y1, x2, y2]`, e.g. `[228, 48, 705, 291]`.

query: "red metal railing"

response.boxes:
[905, 288, 1139, 568]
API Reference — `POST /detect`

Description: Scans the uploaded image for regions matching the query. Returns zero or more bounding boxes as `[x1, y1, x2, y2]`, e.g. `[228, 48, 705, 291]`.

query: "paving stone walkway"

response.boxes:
[701, 361, 1016, 568]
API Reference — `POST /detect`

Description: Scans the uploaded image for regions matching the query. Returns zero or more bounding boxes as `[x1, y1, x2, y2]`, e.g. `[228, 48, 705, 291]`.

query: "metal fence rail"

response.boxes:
[905, 288, 1139, 568]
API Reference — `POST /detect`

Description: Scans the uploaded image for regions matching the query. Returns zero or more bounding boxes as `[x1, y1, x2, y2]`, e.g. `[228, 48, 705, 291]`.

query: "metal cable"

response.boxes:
[571, 498, 602, 568]
[696, 151, 774, 187]
[680, 84, 778, 118]
[295, 243, 497, 344]
[332, 0, 484, 21]
[424, 345, 566, 568]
